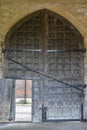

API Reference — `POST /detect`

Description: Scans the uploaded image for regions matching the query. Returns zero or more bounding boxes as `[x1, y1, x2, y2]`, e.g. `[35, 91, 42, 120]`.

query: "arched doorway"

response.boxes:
[4, 9, 84, 122]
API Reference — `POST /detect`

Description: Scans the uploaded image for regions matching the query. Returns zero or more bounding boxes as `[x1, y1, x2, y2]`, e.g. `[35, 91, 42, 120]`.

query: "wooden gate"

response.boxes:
[0, 79, 13, 122]
[4, 9, 84, 121]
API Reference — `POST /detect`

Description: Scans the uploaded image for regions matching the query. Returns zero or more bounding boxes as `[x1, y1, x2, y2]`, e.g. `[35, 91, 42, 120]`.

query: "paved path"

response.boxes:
[15, 104, 31, 121]
[0, 122, 87, 130]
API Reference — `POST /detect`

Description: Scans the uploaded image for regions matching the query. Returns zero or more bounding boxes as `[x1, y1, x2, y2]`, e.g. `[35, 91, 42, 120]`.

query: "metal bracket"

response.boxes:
[2, 48, 86, 53]
[41, 104, 47, 122]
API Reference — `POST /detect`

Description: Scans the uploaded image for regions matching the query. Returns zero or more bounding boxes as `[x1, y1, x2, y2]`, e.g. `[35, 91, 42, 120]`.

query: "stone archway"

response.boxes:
[1, 5, 85, 43]
[3, 9, 85, 122]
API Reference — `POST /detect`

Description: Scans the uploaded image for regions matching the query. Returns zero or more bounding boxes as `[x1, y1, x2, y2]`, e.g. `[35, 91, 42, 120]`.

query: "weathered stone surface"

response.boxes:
[1, 122, 87, 130]
[0, 0, 87, 122]
[0, 0, 87, 40]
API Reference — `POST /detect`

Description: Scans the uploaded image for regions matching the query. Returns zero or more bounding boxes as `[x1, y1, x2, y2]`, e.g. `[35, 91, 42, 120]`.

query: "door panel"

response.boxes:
[0, 79, 12, 122]
[4, 9, 84, 121]
[32, 76, 42, 122]
[9, 80, 15, 121]
[44, 11, 83, 120]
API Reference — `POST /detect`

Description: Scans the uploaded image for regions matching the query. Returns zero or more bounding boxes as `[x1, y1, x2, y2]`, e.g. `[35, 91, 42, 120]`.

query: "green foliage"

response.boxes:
[16, 99, 29, 104]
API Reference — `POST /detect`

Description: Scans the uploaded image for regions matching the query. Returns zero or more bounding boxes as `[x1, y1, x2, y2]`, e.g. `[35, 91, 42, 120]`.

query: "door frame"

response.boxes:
[9, 78, 33, 122]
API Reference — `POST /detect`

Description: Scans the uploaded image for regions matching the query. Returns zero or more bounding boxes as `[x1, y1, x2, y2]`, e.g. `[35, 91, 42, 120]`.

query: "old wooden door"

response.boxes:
[43, 10, 84, 121]
[4, 9, 84, 121]
[0, 79, 13, 122]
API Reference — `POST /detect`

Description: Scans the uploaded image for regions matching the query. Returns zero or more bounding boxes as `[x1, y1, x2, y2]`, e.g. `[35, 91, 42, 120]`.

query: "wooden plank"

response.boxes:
[0, 79, 12, 122]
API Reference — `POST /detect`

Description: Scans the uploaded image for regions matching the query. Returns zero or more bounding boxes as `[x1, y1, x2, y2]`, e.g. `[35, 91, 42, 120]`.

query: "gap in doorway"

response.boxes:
[15, 79, 32, 122]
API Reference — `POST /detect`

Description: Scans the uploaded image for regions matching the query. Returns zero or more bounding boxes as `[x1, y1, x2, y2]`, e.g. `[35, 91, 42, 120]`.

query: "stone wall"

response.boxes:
[0, 0, 87, 120]
[0, 41, 3, 78]
[0, 0, 87, 58]
[0, 0, 87, 40]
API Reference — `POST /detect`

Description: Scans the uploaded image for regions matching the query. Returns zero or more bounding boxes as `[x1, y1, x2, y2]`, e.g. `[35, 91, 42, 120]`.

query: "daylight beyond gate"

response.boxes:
[4, 9, 84, 122]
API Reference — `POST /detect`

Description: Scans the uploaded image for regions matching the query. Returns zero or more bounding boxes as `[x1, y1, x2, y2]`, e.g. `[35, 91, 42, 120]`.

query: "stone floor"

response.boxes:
[0, 122, 87, 130]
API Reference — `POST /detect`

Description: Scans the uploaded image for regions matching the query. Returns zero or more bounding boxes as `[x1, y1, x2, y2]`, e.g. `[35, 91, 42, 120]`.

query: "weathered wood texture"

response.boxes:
[0, 79, 12, 122]
[4, 9, 84, 122]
